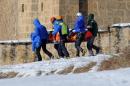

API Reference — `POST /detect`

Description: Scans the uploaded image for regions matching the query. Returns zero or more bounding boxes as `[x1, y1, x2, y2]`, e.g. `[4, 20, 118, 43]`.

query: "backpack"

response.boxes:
[59, 22, 69, 35]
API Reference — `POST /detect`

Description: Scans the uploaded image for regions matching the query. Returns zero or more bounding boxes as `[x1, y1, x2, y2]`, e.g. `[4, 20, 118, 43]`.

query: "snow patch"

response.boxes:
[112, 23, 130, 28]
[0, 54, 111, 77]
[0, 68, 130, 86]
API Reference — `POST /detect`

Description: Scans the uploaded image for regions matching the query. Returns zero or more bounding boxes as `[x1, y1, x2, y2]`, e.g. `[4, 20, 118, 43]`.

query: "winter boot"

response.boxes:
[88, 50, 94, 56]
[96, 47, 100, 54]
[82, 49, 86, 56]
[50, 55, 55, 59]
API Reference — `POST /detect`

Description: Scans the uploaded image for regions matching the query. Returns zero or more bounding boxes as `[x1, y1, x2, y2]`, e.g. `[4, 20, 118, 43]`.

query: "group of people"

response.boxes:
[31, 12, 100, 61]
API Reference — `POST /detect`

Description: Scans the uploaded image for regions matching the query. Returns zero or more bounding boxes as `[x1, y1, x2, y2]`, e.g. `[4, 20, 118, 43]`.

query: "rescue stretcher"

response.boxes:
[48, 30, 92, 43]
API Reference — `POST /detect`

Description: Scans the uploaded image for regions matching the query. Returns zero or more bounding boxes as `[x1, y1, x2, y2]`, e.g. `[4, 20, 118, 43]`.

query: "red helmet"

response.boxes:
[50, 17, 56, 23]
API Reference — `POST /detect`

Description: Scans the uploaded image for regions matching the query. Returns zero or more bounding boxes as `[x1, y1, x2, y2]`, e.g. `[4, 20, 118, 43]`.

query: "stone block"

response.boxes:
[127, 2, 130, 9]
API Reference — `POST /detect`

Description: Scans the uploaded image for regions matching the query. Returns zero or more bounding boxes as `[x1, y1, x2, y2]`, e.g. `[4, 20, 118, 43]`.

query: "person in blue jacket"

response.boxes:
[50, 17, 64, 57]
[73, 12, 86, 57]
[51, 16, 69, 58]
[31, 18, 53, 61]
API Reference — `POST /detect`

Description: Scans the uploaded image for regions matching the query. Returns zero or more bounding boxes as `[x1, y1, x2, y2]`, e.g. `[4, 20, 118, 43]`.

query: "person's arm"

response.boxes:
[34, 28, 39, 36]
[52, 24, 61, 35]
[73, 20, 80, 33]
[94, 21, 98, 33]
[87, 20, 93, 31]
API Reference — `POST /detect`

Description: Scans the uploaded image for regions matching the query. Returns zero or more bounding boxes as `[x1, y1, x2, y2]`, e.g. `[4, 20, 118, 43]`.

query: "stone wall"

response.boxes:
[1, 0, 130, 40]
[0, 41, 85, 65]
[110, 27, 130, 54]
[0, 0, 130, 65]
[17, 0, 79, 39]
[0, 27, 130, 65]
[59, 0, 79, 28]
[17, 0, 60, 39]
[0, 0, 18, 40]
[0, 43, 33, 65]
[87, 0, 130, 29]
[0, 0, 60, 40]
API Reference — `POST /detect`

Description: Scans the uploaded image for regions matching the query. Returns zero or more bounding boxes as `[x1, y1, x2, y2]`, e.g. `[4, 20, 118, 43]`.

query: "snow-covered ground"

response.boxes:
[0, 54, 130, 86]
[0, 54, 111, 77]
[0, 68, 130, 86]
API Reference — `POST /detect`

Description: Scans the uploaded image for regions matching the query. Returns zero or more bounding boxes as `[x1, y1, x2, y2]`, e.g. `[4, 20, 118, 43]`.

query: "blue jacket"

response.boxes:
[31, 32, 41, 51]
[33, 19, 49, 40]
[74, 16, 86, 33]
[31, 19, 48, 51]
[52, 20, 62, 35]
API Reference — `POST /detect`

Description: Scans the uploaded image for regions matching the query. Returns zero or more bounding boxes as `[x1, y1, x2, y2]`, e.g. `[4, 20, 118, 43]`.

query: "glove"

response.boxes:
[53, 40, 56, 43]
[72, 29, 76, 32]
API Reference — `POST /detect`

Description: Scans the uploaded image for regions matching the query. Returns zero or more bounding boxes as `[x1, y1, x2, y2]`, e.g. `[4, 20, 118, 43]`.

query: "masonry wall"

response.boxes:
[17, 0, 60, 39]
[17, 0, 79, 39]
[0, 27, 130, 65]
[0, 0, 130, 65]
[1, 0, 130, 39]
[0, 0, 18, 40]
[0, 44, 33, 65]
[87, 0, 130, 29]
[110, 27, 130, 54]
[59, 0, 79, 28]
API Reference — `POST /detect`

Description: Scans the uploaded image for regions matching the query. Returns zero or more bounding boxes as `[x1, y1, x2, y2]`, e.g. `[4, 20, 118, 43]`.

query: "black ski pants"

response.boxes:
[35, 39, 53, 61]
[75, 32, 85, 56]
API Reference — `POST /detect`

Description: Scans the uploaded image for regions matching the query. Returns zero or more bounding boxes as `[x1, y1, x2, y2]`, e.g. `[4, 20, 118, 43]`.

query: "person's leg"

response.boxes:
[75, 40, 81, 57]
[80, 33, 86, 56]
[87, 38, 94, 56]
[42, 43, 54, 59]
[75, 33, 85, 56]
[54, 44, 64, 57]
[35, 47, 42, 61]
[93, 45, 100, 54]
[91, 37, 100, 54]
[59, 41, 69, 57]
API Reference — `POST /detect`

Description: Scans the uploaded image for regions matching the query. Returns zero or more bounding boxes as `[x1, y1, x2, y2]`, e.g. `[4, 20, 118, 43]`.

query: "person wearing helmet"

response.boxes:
[50, 16, 69, 58]
[31, 18, 54, 61]
[76, 12, 82, 17]
[56, 16, 63, 20]
[87, 13, 100, 56]
[50, 17, 64, 57]
[73, 12, 86, 57]
[50, 17, 56, 24]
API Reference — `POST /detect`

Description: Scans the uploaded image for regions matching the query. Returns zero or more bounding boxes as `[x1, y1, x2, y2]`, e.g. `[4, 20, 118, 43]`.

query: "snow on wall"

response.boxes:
[112, 23, 130, 28]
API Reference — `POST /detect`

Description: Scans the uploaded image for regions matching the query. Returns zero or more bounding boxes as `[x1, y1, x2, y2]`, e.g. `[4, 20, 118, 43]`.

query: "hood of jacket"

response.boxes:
[88, 14, 94, 21]
[74, 15, 85, 32]
[33, 18, 41, 28]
